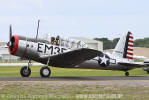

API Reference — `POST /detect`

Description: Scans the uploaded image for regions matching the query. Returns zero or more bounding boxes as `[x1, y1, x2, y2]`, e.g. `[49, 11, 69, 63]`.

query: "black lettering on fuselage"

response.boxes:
[54, 47, 60, 54]
[37, 43, 43, 53]
[61, 48, 67, 53]
[44, 44, 53, 54]
[38, 43, 68, 55]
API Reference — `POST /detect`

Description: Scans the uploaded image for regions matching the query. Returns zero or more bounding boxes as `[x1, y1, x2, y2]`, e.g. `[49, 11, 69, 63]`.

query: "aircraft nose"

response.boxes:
[8, 35, 19, 55]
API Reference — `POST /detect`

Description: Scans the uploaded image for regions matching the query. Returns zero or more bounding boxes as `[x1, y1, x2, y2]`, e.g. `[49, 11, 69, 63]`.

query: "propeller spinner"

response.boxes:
[7, 25, 19, 55]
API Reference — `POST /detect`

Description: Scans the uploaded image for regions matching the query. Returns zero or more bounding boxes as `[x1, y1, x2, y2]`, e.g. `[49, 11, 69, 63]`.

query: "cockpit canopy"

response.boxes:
[47, 35, 88, 49]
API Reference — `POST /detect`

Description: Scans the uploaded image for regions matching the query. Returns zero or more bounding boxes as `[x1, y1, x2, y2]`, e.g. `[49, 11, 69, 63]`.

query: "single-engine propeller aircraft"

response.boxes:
[7, 21, 148, 77]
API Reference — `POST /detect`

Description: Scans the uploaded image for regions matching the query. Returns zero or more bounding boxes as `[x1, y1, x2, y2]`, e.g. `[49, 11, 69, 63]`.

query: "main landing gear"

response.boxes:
[40, 66, 51, 77]
[20, 59, 51, 77]
[125, 71, 129, 76]
[20, 60, 32, 77]
[40, 58, 51, 77]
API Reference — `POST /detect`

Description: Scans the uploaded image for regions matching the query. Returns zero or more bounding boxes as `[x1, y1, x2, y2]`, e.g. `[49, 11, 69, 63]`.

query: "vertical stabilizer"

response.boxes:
[112, 32, 134, 61]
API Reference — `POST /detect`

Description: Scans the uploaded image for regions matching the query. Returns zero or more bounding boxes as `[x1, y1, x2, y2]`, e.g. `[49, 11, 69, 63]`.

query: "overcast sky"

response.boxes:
[0, 0, 149, 42]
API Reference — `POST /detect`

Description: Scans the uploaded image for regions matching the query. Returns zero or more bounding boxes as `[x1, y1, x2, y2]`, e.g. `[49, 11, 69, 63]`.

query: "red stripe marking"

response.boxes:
[126, 56, 133, 59]
[129, 36, 133, 39]
[127, 53, 133, 55]
[128, 40, 133, 43]
[127, 48, 133, 51]
[128, 44, 133, 47]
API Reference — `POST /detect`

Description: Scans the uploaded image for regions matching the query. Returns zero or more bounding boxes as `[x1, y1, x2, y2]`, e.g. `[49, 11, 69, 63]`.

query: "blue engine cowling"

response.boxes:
[98, 53, 110, 67]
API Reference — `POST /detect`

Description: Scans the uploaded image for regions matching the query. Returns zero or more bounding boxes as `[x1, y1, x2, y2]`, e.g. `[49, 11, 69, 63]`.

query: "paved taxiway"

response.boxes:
[0, 76, 149, 81]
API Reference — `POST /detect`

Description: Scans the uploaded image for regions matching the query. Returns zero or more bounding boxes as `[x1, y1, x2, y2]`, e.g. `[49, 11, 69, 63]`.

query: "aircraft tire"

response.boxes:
[125, 72, 129, 76]
[40, 66, 51, 77]
[20, 66, 31, 77]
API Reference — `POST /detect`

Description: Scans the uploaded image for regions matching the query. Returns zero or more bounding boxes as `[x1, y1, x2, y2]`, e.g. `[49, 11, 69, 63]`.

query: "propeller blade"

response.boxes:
[9, 25, 12, 41]
[7, 25, 12, 46]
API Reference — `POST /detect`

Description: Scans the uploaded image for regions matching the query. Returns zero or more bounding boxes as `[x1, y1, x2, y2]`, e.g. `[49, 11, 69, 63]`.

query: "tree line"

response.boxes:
[94, 37, 149, 50]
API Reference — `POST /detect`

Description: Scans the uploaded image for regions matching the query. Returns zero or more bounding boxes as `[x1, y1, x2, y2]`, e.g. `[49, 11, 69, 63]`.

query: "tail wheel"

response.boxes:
[20, 66, 31, 77]
[40, 66, 51, 77]
[125, 72, 129, 76]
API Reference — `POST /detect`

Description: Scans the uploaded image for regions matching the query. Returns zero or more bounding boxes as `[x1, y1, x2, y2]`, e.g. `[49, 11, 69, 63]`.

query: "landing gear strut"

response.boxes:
[125, 72, 129, 76]
[40, 58, 51, 77]
[20, 58, 51, 77]
[20, 60, 32, 77]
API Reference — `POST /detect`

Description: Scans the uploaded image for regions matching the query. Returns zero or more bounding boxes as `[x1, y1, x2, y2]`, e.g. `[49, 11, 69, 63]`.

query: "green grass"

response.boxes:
[0, 66, 148, 77]
[0, 66, 148, 100]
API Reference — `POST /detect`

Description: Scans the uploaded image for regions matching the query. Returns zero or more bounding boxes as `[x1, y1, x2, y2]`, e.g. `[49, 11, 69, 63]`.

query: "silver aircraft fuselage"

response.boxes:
[9, 35, 71, 65]
[9, 35, 142, 72]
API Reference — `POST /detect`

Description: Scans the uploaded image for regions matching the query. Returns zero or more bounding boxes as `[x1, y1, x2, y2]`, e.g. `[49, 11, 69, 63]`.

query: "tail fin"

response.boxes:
[112, 32, 134, 61]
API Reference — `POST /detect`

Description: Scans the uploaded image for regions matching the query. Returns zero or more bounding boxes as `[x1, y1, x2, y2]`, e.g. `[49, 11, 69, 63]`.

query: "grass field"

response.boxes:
[0, 66, 148, 100]
[0, 66, 148, 77]
[0, 81, 148, 100]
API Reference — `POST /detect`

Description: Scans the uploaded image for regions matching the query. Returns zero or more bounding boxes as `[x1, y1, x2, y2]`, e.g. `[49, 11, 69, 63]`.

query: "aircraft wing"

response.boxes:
[39, 48, 103, 68]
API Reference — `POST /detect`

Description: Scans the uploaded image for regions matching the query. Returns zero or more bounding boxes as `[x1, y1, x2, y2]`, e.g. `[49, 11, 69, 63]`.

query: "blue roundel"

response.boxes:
[98, 54, 110, 67]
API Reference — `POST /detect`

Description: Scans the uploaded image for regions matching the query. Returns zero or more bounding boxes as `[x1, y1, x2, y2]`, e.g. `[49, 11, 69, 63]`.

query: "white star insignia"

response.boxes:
[100, 55, 109, 65]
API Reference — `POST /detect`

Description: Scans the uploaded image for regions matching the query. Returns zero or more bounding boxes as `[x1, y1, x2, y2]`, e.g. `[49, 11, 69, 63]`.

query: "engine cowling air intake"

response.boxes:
[8, 35, 19, 55]
[98, 53, 110, 67]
